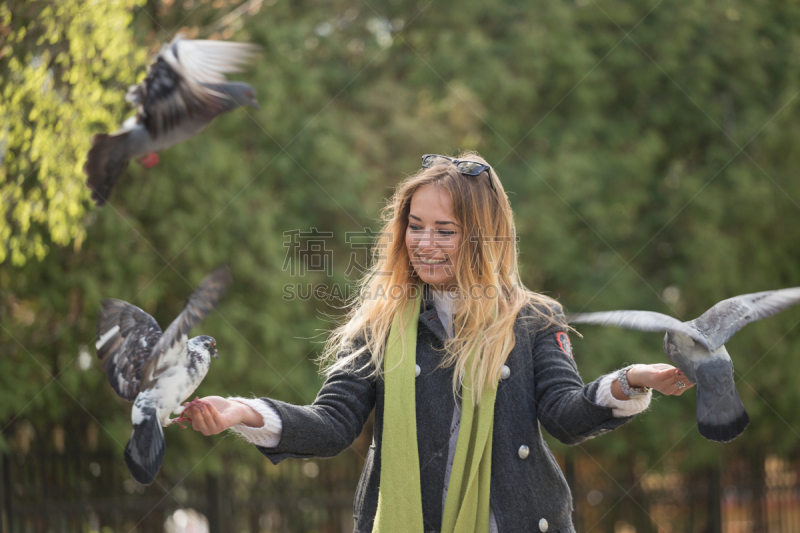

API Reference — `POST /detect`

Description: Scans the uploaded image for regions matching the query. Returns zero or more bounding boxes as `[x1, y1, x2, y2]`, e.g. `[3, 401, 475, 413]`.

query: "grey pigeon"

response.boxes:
[95, 266, 232, 485]
[85, 35, 260, 206]
[569, 287, 800, 443]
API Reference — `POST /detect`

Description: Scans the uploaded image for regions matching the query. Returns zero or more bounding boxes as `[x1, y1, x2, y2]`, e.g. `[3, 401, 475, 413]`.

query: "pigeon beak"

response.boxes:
[251, 99, 260, 110]
[210, 341, 219, 359]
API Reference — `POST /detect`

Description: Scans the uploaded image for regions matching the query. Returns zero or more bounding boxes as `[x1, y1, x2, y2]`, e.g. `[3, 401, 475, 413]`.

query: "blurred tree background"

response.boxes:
[2, 0, 800, 531]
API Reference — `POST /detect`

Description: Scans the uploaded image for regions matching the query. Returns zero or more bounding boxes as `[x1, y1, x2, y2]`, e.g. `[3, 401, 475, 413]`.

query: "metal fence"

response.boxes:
[2, 421, 800, 532]
[0, 419, 365, 533]
[565, 453, 800, 533]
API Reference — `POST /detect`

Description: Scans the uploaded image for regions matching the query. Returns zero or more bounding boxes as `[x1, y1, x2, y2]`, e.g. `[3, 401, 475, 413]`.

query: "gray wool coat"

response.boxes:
[256, 287, 637, 532]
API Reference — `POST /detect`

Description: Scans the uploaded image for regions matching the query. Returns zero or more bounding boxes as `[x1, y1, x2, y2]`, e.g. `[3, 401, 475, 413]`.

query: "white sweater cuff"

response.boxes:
[227, 397, 283, 448]
[595, 372, 652, 417]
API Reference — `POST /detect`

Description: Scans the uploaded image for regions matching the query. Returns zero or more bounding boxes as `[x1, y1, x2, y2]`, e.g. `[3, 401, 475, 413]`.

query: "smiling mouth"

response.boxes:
[418, 256, 448, 265]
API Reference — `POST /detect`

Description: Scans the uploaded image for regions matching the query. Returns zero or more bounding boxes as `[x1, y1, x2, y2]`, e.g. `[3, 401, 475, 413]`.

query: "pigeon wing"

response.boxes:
[135, 36, 259, 140]
[142, 266, 232, 385]
[568, 310, 712, 350]
[692, 287, 800, 351]
[96, 300, 163, 401]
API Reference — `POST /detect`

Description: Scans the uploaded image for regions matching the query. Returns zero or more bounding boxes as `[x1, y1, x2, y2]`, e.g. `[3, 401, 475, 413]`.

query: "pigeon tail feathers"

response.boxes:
[85, 132, 132, 206]
[695, 360, 749, 443]
[124, 404, 165, 485]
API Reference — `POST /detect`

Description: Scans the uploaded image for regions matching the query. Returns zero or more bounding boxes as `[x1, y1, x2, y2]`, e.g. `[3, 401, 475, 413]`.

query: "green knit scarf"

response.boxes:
[372, 289, 497, 533]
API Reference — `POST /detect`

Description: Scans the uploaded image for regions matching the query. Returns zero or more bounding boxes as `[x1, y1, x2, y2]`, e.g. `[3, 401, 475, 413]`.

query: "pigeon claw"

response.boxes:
[165, 398, 213, 428]
[137, 152, 160, 168]
[165, 412, 192, 428]
[175, 414, 192, 429]
[182, 397, 214, 414]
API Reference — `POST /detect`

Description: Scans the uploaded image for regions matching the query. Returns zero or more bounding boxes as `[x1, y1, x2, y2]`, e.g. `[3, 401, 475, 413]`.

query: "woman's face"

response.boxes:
[405, 185, 461, 291]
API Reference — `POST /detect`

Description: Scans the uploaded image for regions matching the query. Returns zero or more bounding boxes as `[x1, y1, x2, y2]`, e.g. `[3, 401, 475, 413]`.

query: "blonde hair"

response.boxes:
[320, 150, 562, 403]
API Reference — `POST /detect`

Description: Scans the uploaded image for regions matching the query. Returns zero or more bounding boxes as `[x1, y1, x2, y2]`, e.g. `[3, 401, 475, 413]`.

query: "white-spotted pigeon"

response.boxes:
[85, 35, 260, 205]
[95, 266, 232, 484]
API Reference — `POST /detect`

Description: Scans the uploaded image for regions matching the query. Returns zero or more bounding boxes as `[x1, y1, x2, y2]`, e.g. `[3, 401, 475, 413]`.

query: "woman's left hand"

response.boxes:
[626, 363, 694, 396]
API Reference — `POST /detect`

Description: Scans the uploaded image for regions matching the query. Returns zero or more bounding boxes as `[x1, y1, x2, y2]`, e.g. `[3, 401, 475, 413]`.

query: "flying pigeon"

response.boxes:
[569, 287, 800, 443]
[85, 35, 260, 206]
[95, 266, 232, 485]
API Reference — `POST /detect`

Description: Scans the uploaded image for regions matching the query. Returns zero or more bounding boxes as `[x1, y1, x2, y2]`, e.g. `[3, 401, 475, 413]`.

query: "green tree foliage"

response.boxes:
[0, 0, 147, 265]
[3, 0, 800, 528]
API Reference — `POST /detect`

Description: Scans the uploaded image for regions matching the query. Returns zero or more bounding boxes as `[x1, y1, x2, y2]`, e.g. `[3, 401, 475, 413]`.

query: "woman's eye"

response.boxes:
[408, 225, 456, 236]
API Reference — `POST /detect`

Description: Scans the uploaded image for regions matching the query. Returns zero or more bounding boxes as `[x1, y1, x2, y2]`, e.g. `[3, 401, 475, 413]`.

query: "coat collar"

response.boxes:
[418, 284, 448, 343]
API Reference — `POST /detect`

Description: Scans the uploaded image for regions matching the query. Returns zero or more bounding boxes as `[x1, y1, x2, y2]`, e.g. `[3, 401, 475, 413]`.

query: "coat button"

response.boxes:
[500, 365, 510, 379]
[538, 518, 548, 532]
[415, 364, 421, 377]
[518, 445, 529, 459]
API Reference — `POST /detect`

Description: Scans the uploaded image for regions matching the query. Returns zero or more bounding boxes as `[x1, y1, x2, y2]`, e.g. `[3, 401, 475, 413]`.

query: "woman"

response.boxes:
[185, 152, 692, 533]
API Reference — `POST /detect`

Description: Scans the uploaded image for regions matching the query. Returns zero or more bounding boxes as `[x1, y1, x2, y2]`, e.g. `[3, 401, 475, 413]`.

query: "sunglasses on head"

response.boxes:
[421, 154, 497, 193]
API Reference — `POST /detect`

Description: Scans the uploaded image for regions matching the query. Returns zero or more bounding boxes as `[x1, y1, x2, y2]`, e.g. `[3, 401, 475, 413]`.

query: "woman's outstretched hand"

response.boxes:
[182, 396, 263, 435]
[626, 363, 695, 396]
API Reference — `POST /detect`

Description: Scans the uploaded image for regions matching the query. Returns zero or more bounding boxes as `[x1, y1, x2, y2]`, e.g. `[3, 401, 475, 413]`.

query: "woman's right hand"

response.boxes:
[183, 396, 258, 435]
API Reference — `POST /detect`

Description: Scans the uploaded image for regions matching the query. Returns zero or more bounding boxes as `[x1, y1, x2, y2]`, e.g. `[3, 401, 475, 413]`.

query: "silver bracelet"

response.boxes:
[618, 365, 651, 398]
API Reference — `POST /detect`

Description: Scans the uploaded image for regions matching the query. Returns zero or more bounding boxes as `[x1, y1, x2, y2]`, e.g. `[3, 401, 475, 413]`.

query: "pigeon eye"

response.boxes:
[245, 91, 253, 97]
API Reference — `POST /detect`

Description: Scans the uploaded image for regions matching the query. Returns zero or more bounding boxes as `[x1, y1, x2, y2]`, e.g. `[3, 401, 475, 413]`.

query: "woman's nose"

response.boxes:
[417, 229, 438, 251]
[416, 229, 453, 253]
[417, 229, 436, 249]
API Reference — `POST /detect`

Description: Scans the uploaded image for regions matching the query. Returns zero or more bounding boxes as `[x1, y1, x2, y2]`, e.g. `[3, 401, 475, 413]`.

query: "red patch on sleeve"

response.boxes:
[557, 332, 573, 359]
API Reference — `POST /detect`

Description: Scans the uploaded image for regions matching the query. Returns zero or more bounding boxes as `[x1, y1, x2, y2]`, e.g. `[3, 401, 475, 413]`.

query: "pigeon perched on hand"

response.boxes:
[569, 287, 800, 443]
[95, 266, 232, 485]
[85, 35, 260, 206]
